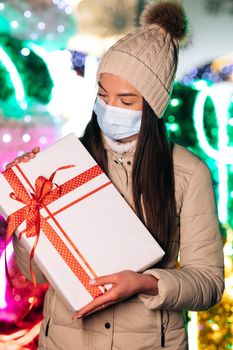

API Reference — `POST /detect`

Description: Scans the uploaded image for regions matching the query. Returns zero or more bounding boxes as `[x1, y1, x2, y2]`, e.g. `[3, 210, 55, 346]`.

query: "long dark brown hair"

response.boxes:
[80, 99, 176, 264]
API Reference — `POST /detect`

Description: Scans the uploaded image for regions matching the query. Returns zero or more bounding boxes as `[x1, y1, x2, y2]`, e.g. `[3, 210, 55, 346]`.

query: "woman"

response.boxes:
[8, 2, 224, 349]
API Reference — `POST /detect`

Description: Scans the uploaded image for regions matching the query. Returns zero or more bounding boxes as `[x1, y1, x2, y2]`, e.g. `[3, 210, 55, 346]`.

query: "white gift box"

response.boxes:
[0, 133, 164, 311]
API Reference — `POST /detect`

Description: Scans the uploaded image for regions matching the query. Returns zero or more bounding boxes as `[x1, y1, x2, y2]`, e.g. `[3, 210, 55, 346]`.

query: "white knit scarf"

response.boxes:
[103, 135, 137, 155]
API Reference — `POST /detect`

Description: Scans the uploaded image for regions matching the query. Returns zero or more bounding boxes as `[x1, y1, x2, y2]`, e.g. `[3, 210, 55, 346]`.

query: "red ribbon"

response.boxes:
[6, 165, 73, 243]
[3, 164, 109, 317]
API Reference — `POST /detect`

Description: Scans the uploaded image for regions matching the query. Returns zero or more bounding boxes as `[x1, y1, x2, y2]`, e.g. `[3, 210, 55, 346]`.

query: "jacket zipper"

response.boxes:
[118, 157, 129, 188]
[160, 310, 165, 348]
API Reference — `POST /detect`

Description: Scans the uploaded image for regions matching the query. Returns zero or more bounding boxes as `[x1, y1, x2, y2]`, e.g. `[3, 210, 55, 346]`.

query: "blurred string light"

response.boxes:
[168, 115, 175, 123]
[20, 101, 28, 110]
[38, 22, 46, 31]
[167, 122, 180, 133]
[23, 115, 32, 123]
[2, 134, 11, 143]
[22, 133, 31, 143]
[52, 0, 83, 13]
[30, 33, 38, 40]
[167, 101, 180, 134]
[10, 20, 18, 29]
[39, 136, 47, 145]
[24, 10, 32, 18]
[170, 98, 180, 107]
[21, 48, 30, 56]
[193, 82, 233, 223]
[57, 24, 65, 33]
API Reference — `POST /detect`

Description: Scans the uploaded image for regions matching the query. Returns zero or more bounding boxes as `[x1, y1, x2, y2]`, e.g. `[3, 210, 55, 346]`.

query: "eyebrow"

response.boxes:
[98, 81, 139, 97]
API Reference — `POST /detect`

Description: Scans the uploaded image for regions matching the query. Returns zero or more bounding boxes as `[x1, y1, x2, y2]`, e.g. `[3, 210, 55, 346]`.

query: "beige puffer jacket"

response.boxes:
[13, 143, 224, 350]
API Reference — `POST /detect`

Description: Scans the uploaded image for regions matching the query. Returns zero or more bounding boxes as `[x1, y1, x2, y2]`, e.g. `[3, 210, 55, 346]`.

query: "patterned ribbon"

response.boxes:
[3, 164, 111, 303]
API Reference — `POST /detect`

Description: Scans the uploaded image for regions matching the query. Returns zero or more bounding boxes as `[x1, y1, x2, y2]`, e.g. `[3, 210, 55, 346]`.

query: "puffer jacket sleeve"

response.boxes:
[138, 159, 224, 311]
[13, 234, 47, 284]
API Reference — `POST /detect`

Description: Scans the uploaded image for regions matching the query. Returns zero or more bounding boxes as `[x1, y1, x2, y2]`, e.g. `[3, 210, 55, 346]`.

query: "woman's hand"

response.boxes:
[6, 146, 40, 169]
[72, 270, 158, 320]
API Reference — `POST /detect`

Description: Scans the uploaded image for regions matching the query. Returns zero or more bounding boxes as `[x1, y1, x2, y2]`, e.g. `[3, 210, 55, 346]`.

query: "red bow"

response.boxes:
[6, 165, 74, 244]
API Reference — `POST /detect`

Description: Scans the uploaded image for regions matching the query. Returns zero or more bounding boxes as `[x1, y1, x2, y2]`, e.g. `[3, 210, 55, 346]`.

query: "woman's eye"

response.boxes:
[97, 92, 107, 98]
[122, 101, 133, 106]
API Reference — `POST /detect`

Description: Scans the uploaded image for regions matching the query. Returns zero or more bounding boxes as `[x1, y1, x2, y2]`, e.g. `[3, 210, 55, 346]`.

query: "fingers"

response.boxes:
[19, 153, 30, 162]
[32, 146, 40, 154]
[72, 288, 116, 320]
[13, 153, 30, 164]
[83, 301, 115, 318]
[5, 146, 40, 169]
[72, 271, 137, 320]
[5, 159, 19, 170]
[72, 274, 120, 320]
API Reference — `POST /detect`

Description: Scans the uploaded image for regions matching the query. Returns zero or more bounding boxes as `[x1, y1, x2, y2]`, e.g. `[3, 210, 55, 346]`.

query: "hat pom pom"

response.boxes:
[140, 1, 188, 42]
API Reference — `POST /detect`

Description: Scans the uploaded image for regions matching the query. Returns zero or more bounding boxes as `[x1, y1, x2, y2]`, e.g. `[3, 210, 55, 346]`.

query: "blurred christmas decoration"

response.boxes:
[0, 320, 42, 350]
[198, 224, 233, 350]
[135, 0, 149, 26]
[204, 0, 233, 14]
[71, 50, 86, 77]
[0, 0, 76, 50]
[69, 0, 139, 55]
[182, 62, 233, 86]
[0, 215, 48, 349]
[0, 1, 75, 345]
[76, 0, 136, 38]
[212, 52, 233, 80]
[164, 65, 233, 349]
[0, 8, 99, 136]
[0, 120, 61, 171]
[165, 82, 233, 228]
[0, 34, 53, 114]
[0, 32, 63, 170]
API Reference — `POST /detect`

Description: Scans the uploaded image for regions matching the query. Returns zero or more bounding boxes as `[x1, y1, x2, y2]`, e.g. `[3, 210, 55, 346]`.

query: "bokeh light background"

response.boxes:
[0, 0, 233, 349]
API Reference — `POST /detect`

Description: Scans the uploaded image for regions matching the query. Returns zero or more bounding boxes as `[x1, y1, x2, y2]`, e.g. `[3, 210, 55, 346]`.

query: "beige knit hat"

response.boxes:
[97, 1, 188, 118]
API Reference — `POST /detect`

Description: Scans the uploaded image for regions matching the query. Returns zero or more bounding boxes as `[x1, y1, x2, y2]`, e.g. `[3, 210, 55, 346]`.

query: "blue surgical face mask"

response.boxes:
[93, 96, 142, 140]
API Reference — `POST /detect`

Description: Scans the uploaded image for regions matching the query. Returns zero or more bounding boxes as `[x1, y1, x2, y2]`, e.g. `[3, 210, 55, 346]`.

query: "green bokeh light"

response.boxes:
[170, 98, 180, 107]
